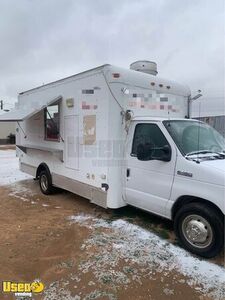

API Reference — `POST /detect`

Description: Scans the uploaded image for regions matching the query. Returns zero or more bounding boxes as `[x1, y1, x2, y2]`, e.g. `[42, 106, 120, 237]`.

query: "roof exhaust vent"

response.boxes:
[130, 60, 158, 76]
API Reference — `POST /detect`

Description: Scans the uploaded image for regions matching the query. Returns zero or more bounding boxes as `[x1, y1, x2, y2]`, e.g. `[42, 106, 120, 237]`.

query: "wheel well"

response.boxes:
[172, 196, 224, 222]
[36, 163, 51, 179]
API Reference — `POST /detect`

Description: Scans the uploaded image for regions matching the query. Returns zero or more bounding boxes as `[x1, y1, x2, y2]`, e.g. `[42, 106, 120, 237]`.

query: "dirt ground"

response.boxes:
[0, 147, 224, 300]
[0, 179, 224, 300]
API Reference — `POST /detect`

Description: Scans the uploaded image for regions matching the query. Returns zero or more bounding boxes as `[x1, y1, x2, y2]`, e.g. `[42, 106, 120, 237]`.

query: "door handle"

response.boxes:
[126, 168, 130, 178]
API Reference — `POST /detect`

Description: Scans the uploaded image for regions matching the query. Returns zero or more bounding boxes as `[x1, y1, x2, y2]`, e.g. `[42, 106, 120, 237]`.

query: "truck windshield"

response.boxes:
[163, 120, 225, 156]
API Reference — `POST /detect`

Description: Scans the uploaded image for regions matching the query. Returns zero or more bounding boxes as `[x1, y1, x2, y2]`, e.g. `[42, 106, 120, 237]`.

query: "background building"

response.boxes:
[191, 97, 225, 137]
[0, 103, 15, 144]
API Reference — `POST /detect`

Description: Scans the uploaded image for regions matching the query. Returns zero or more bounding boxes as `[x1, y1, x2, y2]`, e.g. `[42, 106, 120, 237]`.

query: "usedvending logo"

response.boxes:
[2, 280, 44, 298]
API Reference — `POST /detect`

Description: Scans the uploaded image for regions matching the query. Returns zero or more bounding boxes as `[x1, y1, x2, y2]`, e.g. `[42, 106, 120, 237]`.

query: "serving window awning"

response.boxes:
[0, 95, 62, 122]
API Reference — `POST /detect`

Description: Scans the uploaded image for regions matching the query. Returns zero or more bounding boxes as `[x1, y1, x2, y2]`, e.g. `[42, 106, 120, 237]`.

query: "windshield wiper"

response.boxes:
[185, 150, 225, 158]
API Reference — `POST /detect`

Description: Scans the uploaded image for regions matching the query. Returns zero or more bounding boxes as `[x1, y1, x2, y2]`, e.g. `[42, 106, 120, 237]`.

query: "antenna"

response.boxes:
[167, 104, 170, 121]
[197, 102, 201, 159]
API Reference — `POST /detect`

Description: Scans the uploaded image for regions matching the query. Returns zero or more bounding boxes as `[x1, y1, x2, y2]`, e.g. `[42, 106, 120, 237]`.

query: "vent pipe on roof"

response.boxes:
[130, 60, 158, 76]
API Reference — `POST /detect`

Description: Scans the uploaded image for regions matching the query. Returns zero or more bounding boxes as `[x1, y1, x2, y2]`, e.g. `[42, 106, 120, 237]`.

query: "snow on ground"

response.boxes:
[66, 214, 225, 300]
[0, 149, 32, 186]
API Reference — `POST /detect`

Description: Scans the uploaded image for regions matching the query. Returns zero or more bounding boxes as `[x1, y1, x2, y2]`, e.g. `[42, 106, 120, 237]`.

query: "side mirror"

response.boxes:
[160, 145, 172, 162]
[137, 144, 171, 162]
[137, 143, 153, 161]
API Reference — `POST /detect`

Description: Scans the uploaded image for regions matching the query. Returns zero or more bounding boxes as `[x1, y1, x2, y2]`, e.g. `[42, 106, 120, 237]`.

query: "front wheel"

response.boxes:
[174, 203, 224, 258]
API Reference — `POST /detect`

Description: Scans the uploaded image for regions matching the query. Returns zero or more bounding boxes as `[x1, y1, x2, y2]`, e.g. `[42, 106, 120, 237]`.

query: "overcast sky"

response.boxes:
[0, 0, 224, 108]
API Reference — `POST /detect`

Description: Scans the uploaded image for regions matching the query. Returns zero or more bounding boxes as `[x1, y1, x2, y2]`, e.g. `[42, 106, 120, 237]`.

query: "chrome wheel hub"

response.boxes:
[182, 215, 213, 249]
[40, 175, 48, 191]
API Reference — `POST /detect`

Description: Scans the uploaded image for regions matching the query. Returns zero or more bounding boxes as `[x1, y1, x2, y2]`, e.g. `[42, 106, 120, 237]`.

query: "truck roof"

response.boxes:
[19, 64, 190, 97]
[105, 66, 190, 97]
[19, 64, 110, 95]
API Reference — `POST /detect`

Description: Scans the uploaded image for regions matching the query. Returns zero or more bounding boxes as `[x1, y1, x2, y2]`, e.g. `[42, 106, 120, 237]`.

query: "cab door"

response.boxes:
[125, 121, 176, 217]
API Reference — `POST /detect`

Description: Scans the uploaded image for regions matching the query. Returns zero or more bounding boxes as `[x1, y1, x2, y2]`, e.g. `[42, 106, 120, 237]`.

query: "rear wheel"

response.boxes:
[39, 170, 54, 195]
[174, 203, 224, 258]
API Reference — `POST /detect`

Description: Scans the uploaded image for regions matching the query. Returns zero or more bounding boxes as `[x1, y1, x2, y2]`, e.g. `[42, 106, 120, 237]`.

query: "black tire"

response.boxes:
[39, 170, 54, 195]
[174, 203, 224, 258]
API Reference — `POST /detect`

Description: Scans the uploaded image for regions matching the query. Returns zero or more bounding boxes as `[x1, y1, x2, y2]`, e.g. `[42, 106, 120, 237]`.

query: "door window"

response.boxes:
[131, 123, 170, 158]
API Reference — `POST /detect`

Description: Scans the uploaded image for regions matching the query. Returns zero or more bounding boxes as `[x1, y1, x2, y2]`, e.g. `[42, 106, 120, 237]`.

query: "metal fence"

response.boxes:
[194, 115, 225, 137]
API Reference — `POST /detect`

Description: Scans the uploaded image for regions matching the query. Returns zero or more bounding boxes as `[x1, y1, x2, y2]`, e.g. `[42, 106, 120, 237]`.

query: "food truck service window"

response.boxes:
[44, 103, 60, 141]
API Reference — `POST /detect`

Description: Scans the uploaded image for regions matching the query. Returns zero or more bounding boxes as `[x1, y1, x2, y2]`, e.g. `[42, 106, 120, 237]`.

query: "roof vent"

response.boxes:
[130, 60, 158, 76]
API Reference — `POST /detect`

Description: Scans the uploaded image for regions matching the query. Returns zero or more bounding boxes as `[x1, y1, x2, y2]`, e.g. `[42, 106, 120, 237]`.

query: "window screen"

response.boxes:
[44, 103, 60, 141]
[132, 123, 169, 156]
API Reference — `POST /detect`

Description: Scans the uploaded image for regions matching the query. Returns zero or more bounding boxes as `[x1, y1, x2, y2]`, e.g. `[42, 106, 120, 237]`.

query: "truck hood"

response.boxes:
[197, 159, 225, 187]
[177, 156, 225, 187]
[201, 159, 225, 173]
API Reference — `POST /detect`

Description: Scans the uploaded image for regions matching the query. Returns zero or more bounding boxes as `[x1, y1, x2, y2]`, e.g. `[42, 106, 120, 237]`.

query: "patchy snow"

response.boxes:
[44, 281, 116, 300]
[0, 149, 32, 186]
[68, 214, 225, 300]
[9, 183, 34, 201]
[44, 281, 81, 300]
[68, 215, 92, 223]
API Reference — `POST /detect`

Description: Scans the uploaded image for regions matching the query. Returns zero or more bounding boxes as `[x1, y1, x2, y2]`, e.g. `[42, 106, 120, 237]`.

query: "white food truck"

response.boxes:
[0, 61, 224, 258]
